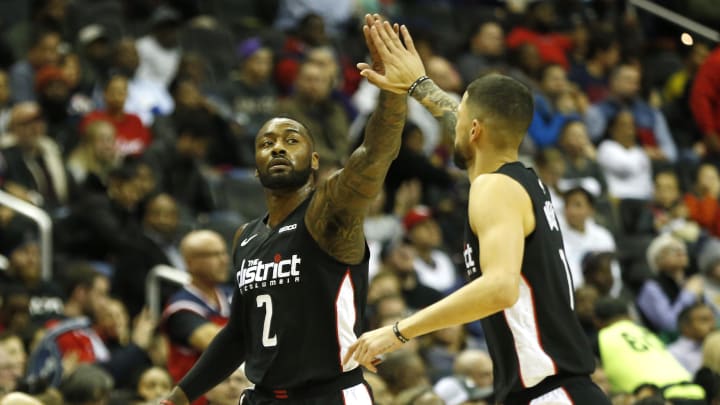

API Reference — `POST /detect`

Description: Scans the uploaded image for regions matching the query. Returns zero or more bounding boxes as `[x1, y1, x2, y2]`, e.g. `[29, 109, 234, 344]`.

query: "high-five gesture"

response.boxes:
[357, 17, 426, 94]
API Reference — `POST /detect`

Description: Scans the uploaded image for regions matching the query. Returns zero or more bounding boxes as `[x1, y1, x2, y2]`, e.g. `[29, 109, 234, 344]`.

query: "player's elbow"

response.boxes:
[493, 276, 520, 309]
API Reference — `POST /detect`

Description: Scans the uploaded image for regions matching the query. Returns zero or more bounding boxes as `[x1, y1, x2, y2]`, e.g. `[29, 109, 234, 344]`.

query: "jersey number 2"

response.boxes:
[256, 294, 277, 347]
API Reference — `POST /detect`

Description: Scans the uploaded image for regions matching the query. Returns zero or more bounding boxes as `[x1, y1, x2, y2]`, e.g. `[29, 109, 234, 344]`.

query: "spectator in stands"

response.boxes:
[0, 333, 26, 397]
[59, 364, 114, 405]
[668, 302, 716, 375]
[379, 241, 443, 312]
[690, 42, 720, 159]
[557, 120, 607, 195]
[395, 386, 444, 405]
[9, 29, 61, 103]
[58, 262, 108, 320]
[133, 366, 173, 404]
[594, 297, 705, 400]
[528, 64, 581, 148]
[274, 13, 330, 95]
[276, 61, 350, 166]
[145, 110, 216, 216]
[456, 21, 506, 86]
[506, 2, 573, 69]
[684, 164, 720, 238]
[647, 170, 701, 243]
[81, 74, 152, 157]
[228, 37, 276, 164]
[67, 119, 118, 194]
[384, 124, 454, 213]
[534, 147, 566, 212]
[2, 224, 64, 325]
[377, 350, 431, 396]
[365, 181, 419, 278]
[585, 64, 677, 162]
[0, 70, 13, 135]
[273, 1, 352, 37]
[636, 233, 703, 334]
[204, 366, 252, 405]
[56, 162, 143, 262]
[402, 205, 458, 294]
[74, 24, 111, 96]
[557, 186, 618, 289]
[568, 28, 619, 103]
[422, 324, 467, 383]
[575, 284, 600, 342]
[664, 42, 710, 105]
[135, 6, 183, 87]
[113, 193, 183, 317]
[596, 109, 654, 200]
[92, 298, 156, 388]
[698, 238, 720, 314]
[113, 37, 174, 127]
[34, 64, 80, 155]
[694, 330, 720, 402]
[1, 102, 72, 209]
[162, 230, 231, 386]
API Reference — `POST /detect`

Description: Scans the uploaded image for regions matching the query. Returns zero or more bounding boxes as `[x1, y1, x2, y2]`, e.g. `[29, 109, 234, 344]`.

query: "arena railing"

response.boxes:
[0, 190, 53, 280]
[629, 0, 720, 42]
[146, 264, 191, 319]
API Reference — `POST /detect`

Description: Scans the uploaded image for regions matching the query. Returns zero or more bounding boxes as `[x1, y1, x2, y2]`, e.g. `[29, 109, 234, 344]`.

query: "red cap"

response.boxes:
[35, 66, 67, 91]
[402, 205, 433, 231]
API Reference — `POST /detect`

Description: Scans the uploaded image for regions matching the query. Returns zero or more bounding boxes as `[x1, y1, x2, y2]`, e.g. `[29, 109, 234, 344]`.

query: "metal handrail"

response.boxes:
[0, 190, 53, 280]
[146, 264, 191, 319]
[629, 0, 720, 42]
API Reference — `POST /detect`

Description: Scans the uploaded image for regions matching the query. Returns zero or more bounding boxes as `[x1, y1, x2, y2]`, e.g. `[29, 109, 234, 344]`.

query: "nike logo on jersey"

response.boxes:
[278, 224, 297, 233]
[240, 234, 258, 246]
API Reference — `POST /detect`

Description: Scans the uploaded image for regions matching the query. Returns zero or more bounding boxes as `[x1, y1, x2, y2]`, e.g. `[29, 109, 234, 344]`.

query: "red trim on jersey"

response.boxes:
[561, 387, 575, 404]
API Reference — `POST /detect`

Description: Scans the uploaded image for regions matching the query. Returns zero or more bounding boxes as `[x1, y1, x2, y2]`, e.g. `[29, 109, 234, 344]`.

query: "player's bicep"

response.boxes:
[469, 177, 529, 298]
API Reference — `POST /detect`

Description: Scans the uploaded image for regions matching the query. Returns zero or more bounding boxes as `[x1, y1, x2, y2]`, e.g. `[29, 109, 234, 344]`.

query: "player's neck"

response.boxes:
[264, 182, 314, 228]
[467, 148, 518, 182]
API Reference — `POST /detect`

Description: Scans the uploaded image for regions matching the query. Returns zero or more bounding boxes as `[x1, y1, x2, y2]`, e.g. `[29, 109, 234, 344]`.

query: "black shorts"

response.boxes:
[505, 376, 611, 405]
[240, 383, 373, 405]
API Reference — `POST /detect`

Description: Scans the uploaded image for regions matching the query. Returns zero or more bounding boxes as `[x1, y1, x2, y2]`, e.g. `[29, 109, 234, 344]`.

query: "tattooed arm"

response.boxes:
[305, 90, 407, 264]
[357, 20, 458, 147]
[411, 79, 459, 147]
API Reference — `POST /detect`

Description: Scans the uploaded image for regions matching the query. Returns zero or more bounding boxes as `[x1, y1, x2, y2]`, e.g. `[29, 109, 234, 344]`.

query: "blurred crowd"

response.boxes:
[1, 0, 720, 404]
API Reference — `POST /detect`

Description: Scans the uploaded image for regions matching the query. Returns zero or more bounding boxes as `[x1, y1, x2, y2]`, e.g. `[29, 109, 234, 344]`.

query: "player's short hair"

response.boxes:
[465, 73, 533, 144]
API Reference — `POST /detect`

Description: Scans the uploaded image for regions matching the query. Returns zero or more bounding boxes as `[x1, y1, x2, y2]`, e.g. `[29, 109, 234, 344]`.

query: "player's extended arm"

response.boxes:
[344, 174, 533, 371]
[163, 288, 246, 405]
[305, 18, 407, 264]
[358, 20, 459, 147]
[188, 323, 222, 351]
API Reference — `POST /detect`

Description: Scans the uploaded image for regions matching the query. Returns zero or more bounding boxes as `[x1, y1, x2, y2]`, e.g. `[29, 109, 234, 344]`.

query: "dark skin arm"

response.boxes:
[305, 17, 408, 264]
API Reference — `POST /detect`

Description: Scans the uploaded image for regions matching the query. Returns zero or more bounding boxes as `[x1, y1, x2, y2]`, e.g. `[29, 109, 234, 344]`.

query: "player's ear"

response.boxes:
[311, 152, 320, 171]
[470, 118, 482, 142]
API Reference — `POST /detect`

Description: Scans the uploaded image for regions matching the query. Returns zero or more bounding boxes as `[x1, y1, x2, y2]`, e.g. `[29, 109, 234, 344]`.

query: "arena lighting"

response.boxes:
[681, 32, 694, 46]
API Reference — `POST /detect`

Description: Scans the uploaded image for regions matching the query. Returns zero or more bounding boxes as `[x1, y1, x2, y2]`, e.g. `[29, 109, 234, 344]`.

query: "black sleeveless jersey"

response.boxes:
[462, 162, 594, 402]
[232, 195, 369, 389]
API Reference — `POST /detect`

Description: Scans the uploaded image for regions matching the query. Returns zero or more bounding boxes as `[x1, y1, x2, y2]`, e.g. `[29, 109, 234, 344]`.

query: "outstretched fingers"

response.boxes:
[400, 25, 418, 56]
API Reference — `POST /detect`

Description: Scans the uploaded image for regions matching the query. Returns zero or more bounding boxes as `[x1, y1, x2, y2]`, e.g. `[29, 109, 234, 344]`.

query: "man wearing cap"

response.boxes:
[135, 5, 182, 87]
[403, 205, 459, 294]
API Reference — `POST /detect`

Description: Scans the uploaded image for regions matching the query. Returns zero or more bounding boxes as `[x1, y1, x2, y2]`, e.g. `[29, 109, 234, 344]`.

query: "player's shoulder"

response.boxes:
[470, 172, 529, 201]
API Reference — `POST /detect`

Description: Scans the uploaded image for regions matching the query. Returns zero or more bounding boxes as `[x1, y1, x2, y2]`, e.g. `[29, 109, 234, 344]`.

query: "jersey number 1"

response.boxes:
[559, 249, 574, 310]
[256, 294, 277, 347]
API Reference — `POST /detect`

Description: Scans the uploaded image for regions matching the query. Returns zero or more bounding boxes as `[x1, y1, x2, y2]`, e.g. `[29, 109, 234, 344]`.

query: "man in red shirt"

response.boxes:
[80, 74, 152, 157]
[690, 45, 720, 156]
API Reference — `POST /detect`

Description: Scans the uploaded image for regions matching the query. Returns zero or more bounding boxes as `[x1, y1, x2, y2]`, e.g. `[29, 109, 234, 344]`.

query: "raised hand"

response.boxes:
[357, 18, 426, 94]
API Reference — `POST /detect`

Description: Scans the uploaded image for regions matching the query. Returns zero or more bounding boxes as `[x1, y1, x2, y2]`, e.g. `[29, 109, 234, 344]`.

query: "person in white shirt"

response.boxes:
[596, 109, 653, 200]
[135, 6, 182, 87]
[558, 186, 619, 291]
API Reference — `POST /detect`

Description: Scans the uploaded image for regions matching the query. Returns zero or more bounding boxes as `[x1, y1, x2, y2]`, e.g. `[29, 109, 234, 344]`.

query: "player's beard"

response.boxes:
[258, 164, 314, 190]
[453, 148, 468, 170]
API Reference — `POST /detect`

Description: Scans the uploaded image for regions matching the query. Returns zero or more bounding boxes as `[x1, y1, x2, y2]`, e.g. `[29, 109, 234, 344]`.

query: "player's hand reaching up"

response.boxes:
[358, 15, 427, 94]
[343, 324, 405, 372]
